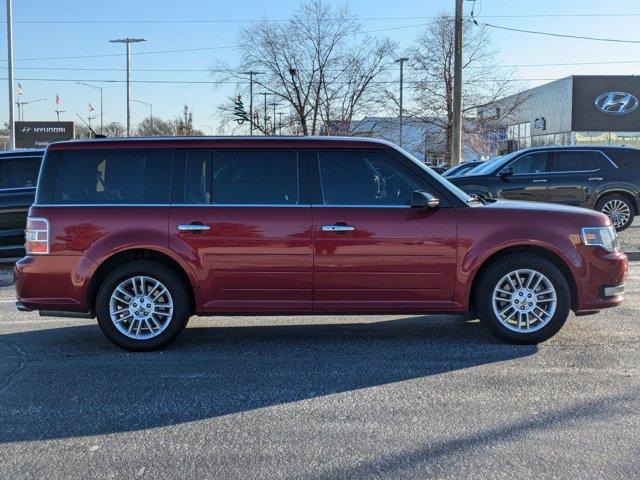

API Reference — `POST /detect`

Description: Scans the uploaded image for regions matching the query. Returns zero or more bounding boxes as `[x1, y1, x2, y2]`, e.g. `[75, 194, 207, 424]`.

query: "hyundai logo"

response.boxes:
[595, 91, 638, 115]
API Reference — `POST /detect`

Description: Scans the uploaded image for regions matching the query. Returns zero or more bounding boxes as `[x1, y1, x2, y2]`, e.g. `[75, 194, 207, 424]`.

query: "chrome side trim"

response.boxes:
[322, 225, 355, 232]
[33, 203, 311, 208]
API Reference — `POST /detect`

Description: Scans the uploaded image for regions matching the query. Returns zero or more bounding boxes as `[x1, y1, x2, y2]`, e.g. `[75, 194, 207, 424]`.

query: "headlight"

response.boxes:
[581, 226, 620, 252]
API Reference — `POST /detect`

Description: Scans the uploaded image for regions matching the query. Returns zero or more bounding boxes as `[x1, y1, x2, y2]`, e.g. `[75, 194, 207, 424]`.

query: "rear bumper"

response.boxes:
[14, 254, 98, 313]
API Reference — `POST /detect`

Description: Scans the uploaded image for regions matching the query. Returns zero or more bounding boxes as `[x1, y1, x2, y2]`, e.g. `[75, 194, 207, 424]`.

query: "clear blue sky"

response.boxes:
[1, 0, 639, 132]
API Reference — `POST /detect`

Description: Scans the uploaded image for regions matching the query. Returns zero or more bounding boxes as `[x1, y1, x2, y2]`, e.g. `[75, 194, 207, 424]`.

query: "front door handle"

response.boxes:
[178, 224, 211, 232]
[322, 224, 355, 232]
[589, 177, 603, 181]
[532, 179, 547, 183]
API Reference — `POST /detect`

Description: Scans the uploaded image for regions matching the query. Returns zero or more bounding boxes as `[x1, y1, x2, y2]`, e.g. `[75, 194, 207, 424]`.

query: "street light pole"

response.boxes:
[452, 0, 463, 166]
[109, 37, 147, 136]
[395, 57, 409, 147]
[133, 99, 153, 130]
[6, 0, 14, 149]
[77, 82, 104, 134]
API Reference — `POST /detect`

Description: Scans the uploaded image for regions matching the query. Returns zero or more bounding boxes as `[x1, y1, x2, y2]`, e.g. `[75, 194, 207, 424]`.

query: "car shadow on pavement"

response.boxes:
[0, 315, 537, 443]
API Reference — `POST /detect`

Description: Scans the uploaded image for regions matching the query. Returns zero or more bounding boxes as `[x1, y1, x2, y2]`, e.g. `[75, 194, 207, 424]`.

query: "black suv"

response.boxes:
[448, 146, 640, 230]
[0, 149, 45, 257]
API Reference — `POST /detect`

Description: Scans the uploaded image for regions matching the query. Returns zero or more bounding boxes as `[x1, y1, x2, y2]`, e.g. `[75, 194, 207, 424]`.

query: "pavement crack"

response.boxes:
[0, 342, 28, 390]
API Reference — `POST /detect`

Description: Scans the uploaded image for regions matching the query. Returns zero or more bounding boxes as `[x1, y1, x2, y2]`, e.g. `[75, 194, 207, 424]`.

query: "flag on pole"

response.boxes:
[17, 83, 23, 95]
[55, 93, 61, 105]
[88, 102, 95, 112]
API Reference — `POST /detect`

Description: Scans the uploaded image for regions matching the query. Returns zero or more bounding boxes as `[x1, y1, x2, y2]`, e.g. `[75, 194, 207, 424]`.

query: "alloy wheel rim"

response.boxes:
[491, 269, 557, 333]
[109, 275, 174, 340]
[602, 199, 631, 228]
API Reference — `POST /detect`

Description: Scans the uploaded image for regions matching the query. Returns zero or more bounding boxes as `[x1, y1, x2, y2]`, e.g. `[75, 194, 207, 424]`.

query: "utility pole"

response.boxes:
[258, 92, 269, 135]
[278, 112, 284, 135]
[240, 71, 264, 135]
[395, 57, 409, 147]
[77, 82, 104, 134]
[109, 37, 147, 136]
[451, 0, 463, 166]
[269, 102, 281, 135]
[15, 97, 45, 121]
[6, 0, 14, 149]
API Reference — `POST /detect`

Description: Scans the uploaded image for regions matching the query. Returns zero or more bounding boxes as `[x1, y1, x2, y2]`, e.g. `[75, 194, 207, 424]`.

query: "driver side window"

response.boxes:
[507, 152, 549, 175]
[318, 151, 422, 206]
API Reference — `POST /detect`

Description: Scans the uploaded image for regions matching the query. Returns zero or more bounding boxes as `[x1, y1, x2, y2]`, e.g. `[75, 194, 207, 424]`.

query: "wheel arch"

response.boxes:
[468, 245, 579, 312]
[596, 189, 638, 214]
[86, 248, 198, 315]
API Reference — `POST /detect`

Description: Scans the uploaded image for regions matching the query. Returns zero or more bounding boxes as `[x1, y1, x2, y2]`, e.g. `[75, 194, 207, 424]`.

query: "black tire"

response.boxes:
[596, 194, 635, 231]
[95, 260, 191, 351]
[476, 253, 571, 344]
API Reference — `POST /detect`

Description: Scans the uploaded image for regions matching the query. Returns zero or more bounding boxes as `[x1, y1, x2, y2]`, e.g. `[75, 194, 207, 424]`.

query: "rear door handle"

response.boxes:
[532, 179, 547, 183]
[589, 177, 603, 181]
[178, 224, 210, 231]
[322, 225, 355, 232]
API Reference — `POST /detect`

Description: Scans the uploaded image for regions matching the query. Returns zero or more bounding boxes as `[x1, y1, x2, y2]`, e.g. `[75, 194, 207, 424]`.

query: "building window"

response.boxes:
[506, 121, 531, 149]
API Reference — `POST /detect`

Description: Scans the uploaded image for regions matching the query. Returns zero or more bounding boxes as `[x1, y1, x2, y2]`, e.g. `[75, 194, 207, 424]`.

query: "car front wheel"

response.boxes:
[596, 194, 635, 231]
[477, 254, 571, 344]
[95, 260, 191, 351]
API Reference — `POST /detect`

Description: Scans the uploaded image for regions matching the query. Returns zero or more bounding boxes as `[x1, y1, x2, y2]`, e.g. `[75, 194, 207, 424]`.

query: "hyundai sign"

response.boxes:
[15, 121, 74, 148]
[594, 91, 639, 115]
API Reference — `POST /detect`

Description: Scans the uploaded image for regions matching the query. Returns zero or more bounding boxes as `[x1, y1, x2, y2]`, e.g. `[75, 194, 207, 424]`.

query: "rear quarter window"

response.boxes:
[0, 156, 42, 189]
[52, 148, 172, 204]
[606, 149, 640, 169]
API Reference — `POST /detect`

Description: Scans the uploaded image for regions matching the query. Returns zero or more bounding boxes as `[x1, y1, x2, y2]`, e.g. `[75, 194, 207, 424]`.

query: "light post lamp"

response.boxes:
[15, 97, 45, 121]
[132, 99, 153, 131]
[77, 82, 104, 133]
[109, 37, 147, 136]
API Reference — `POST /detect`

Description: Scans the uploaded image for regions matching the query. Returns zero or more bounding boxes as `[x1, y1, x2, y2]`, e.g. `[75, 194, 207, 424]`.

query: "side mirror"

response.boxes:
[411, 190, 440, 209]
[499, 167, 514, 180]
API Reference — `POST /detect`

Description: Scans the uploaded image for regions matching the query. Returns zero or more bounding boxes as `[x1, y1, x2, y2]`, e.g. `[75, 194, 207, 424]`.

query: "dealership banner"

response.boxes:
[15, 121, 74, 148]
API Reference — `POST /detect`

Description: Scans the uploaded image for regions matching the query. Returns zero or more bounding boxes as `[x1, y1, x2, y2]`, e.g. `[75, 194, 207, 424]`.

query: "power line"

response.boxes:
[480, 22, 640, 44]
[8, 13, 640, 24]
[0, 76, 562, 85]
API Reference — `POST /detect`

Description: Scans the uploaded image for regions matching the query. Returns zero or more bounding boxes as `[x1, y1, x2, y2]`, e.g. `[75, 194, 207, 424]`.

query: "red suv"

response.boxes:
[15, 137, 628, 350]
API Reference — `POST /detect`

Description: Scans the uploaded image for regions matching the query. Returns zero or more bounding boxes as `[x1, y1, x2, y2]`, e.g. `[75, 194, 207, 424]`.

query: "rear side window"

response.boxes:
[607, 149, 640, 169]
[318, 151, 422, 206]
[0, 156, 41, 189]
[53, 149, 172, 204]
[508, 152, 549, 175]
[181, 150, 299, 205]
[552, 151, 600, 172]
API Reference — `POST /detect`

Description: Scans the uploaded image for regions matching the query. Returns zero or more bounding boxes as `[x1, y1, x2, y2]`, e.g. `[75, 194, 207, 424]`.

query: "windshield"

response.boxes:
[465, 152, 518, 176]
[392, 145, 475, 204]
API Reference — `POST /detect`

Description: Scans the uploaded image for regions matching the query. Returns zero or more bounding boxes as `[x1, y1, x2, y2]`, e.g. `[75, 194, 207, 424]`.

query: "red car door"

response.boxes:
[311, 149, 458, 313]
[169, 149, 313, 313]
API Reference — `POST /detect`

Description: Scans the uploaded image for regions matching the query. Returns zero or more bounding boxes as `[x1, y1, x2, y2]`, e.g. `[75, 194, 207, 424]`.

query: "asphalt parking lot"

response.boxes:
[0, 256, 639, 478]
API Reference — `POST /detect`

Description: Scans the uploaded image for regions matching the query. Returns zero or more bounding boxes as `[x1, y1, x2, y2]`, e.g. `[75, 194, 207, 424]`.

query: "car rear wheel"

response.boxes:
[597, 194, 635, 231]
[477, 254, 571, 344]
[95, 260, 190, 351]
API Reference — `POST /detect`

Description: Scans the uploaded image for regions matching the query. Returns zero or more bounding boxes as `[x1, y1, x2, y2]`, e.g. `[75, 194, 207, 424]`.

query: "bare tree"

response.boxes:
[74, 124, 92, 139]
[175, 105, 204, 136]
[102, 122, 126, 137]
[136, 116, 177, 136]
[404, 14, 526, 162]
[216, 0, 396, 135]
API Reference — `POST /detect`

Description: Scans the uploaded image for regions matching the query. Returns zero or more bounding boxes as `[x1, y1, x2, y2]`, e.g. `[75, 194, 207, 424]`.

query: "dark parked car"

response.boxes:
[442, 160, 484, 178]
[448, 146, 640, 230]
[0, 149, 45, 257]
[16, 137, 626, 350]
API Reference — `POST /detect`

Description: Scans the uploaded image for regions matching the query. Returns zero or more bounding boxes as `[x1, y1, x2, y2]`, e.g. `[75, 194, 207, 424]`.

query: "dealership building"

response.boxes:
[479, 75, 640, 155]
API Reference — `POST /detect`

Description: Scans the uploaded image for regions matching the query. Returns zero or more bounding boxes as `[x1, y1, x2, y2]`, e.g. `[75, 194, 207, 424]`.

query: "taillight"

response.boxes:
[25, 217, 49, 255]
